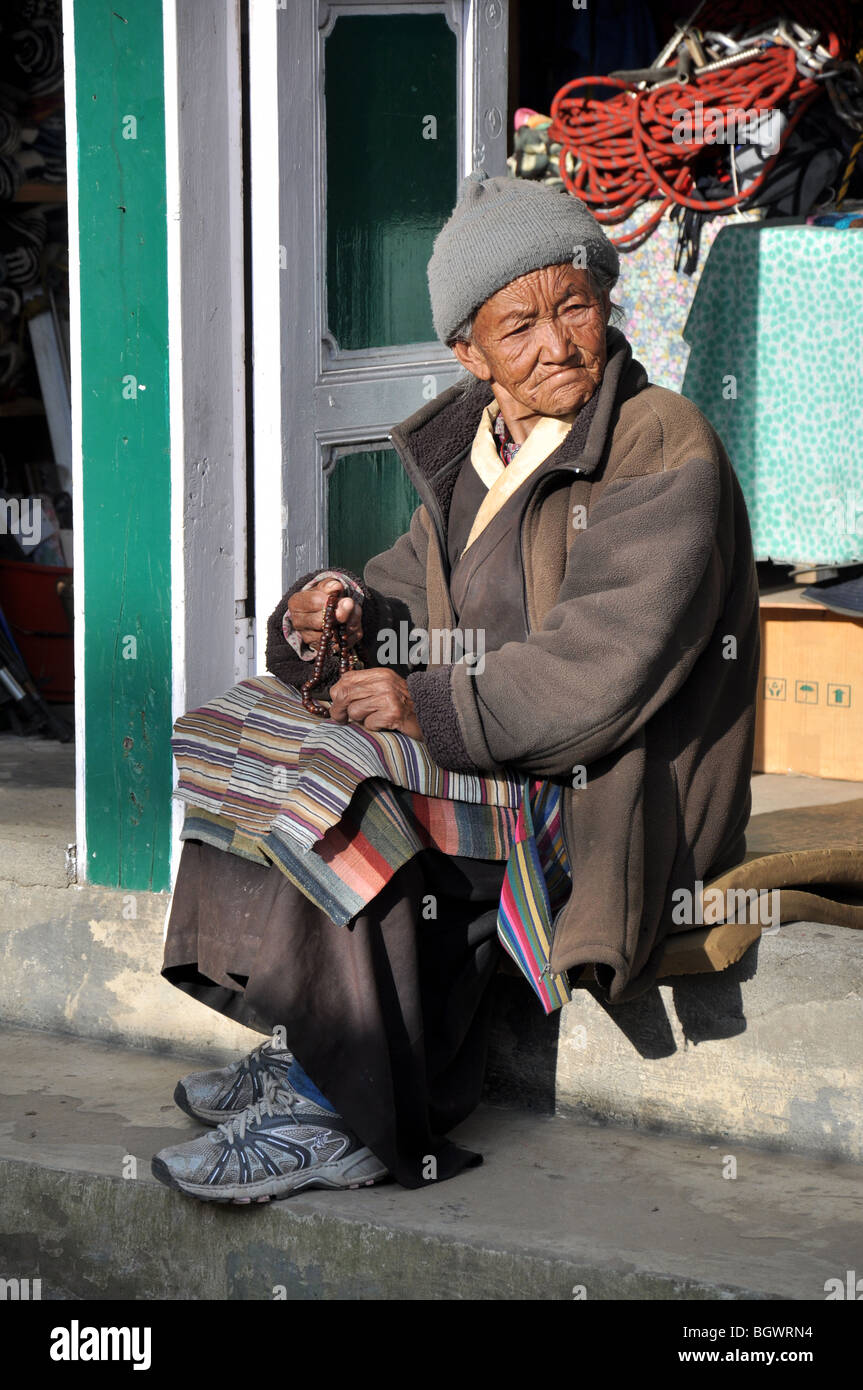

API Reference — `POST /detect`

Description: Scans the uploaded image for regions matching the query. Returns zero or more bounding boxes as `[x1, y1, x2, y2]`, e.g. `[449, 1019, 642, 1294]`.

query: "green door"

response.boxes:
[325, 9, 457, 571]
[270, 0, 508, 593]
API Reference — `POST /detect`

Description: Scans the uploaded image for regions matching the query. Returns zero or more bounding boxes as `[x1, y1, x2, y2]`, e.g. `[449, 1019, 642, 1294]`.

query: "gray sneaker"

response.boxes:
[153, 1078, 389, 1204]
[173, 1041, 296, 1125]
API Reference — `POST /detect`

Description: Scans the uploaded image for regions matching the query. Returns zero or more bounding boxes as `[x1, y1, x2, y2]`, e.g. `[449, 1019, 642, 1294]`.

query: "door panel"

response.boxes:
[325, 12, 458, 351]
[327, 447, 420, 574]
[254, 0, 507, 618]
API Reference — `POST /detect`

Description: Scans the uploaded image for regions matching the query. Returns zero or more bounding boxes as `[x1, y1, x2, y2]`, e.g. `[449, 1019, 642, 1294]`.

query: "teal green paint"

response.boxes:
[75, 0, 172, 889]
[325, 14, 457, 350]
[328, 450, 420, 576]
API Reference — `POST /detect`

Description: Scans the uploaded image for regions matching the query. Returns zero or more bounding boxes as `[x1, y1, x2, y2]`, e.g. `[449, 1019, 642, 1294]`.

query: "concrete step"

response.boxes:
[3, 872, 863, 1165]
[1, 1024, 861, 1301]
[485, 915, 863, 1165]
[2, 767, 862, 1165]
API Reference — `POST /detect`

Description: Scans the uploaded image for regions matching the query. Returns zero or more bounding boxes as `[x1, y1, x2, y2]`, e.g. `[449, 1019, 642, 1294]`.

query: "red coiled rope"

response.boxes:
[549, 26, 846, 246]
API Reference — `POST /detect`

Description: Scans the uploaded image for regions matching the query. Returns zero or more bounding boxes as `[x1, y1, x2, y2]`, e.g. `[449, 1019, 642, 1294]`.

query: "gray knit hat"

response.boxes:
[427, 171, 620, 345]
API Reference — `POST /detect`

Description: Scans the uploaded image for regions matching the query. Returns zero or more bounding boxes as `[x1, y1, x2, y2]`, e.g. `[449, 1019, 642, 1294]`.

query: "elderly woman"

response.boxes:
[153, 174, 759, 1204]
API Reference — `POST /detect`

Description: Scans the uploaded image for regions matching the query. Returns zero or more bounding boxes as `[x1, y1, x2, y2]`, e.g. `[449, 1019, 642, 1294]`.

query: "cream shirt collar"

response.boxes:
[463, 400, 577, 555]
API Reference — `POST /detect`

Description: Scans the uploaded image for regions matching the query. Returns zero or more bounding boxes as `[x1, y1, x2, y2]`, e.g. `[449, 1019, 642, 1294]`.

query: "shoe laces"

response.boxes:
[242, 1040, 276, 1071]
[214, 1074, 295, 1145]
[246, 1038, 292, 1075]
[222, 1040, 264, 1081]
[230, 1040, 291, 1099]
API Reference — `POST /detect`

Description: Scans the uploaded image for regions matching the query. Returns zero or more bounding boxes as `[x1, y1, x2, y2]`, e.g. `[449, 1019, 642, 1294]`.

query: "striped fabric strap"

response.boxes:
[496, 775, 573, 1014]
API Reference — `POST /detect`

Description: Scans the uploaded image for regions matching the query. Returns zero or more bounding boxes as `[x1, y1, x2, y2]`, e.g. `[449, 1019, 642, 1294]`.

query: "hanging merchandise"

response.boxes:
[0, 0, 67, 410]
[0, 1, 64, 100]
[681, 221, 863, 567]
[506, 117, 761, 390]
[509, 108, 565, 185]
[0, 589, 71, 736]
[612, 203, 759, 389]
[0, 0, 70, 733]
[0, 208, 48, 289]
[548, 1, 861, 251]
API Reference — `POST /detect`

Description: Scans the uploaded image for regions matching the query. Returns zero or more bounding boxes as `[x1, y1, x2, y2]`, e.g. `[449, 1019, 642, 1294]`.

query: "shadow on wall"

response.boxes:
[483, 941, 759, 1112]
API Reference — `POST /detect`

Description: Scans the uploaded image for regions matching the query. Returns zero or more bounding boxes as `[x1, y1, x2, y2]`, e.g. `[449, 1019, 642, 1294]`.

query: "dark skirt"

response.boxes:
[162, 839, 508, 1189]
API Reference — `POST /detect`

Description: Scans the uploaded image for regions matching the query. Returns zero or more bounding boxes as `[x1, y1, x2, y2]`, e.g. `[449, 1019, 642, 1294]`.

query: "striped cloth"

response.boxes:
[172, 675, 573, 1012]
[497, 779, 572, 1013]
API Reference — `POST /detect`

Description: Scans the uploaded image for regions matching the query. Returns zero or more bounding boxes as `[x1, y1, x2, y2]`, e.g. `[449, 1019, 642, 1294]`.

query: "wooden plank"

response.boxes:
[759, 586, 829, 612]
[73, 0, 173, 890]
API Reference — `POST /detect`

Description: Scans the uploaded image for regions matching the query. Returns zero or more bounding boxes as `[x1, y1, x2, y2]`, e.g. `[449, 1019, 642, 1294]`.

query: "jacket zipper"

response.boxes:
[393, 434, 580, 970]
[518, 466, 583, 970]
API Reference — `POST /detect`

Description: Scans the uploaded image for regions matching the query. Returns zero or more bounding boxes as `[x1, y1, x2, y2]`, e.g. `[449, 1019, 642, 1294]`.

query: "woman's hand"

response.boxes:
[329, 669, 424, 739]
[287, 578, 362, 653]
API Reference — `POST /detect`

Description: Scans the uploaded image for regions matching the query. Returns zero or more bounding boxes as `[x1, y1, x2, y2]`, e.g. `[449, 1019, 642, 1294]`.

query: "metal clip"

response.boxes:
[675, 42, 693, 85]
[683, 27, 708, 71]
[776, 18, 831, 80]
[822, 62, 863, 130]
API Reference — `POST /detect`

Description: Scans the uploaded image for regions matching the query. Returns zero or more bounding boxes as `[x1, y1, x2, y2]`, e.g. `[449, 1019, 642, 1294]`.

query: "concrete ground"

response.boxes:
[1, 1025, 862, 1301]
[0, 733, 75, 887]
[1, 733, 862, 1298]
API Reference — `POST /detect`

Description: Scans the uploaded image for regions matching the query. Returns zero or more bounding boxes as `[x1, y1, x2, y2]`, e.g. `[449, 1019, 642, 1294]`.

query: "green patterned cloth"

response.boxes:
[681, 224, 863, 566]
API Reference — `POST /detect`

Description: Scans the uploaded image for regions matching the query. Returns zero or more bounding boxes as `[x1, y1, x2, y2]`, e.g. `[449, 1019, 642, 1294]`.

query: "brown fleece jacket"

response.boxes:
[266, 329, 760, 1003]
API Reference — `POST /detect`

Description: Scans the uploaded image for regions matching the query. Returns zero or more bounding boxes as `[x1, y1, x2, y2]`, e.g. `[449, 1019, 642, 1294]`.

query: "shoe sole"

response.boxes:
[151, 1150, 389, 1204]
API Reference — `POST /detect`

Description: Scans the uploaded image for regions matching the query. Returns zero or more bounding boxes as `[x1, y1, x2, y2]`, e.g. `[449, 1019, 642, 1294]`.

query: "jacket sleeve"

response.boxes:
[265, 505, 433, 691]
[265, 569, 351, 690]
[408, 453, 727, 776]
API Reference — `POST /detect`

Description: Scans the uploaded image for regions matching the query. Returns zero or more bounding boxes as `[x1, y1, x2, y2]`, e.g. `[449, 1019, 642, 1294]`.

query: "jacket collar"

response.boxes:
[389, 329, 649, 523]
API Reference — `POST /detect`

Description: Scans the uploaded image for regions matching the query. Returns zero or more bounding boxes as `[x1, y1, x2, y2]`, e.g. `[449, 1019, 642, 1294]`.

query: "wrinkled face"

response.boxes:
[455, 262, 610, 417]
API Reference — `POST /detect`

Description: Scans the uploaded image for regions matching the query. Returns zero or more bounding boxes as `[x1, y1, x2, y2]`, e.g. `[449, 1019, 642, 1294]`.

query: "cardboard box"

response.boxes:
[755, 588, 863, 781]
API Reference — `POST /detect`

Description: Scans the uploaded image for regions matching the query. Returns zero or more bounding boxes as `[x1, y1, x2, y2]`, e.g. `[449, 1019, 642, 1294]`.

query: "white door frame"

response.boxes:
[165, 0, 250, 878]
